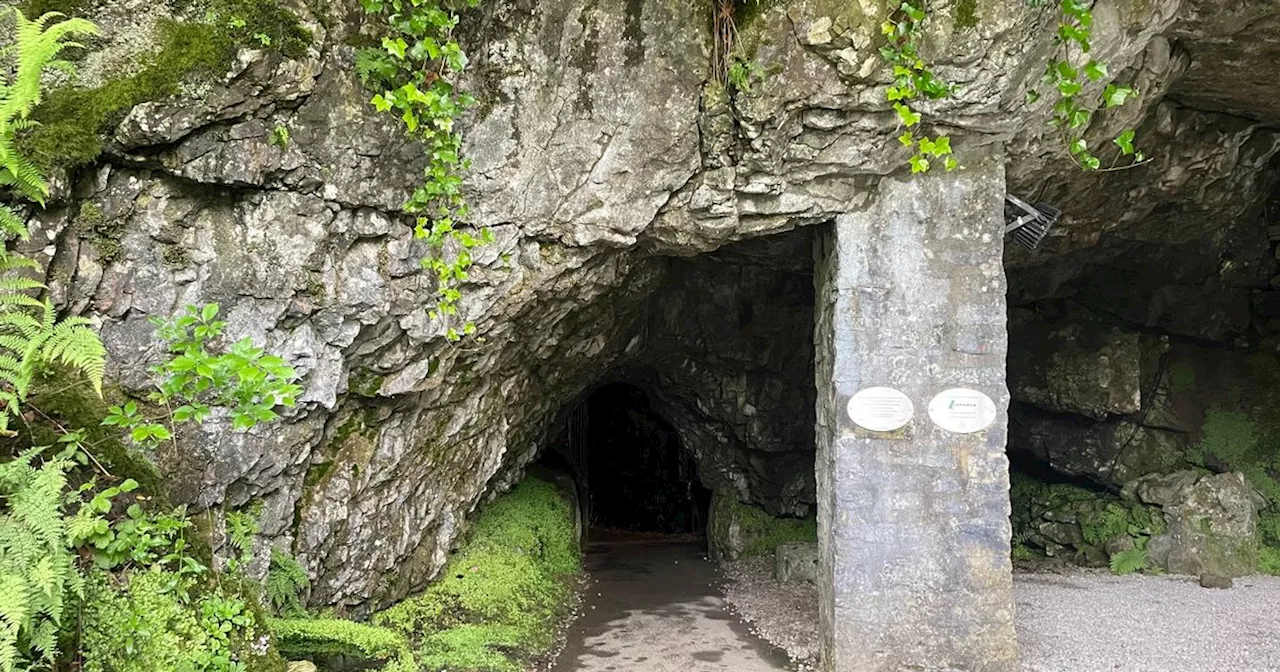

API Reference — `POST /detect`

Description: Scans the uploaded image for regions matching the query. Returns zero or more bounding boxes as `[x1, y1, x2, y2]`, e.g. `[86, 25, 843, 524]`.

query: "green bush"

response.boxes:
[81, 566, 282, 672]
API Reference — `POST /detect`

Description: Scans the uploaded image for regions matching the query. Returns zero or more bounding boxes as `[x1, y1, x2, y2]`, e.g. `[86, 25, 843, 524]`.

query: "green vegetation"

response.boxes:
[276, 477, 581, 672]
[266, 548, 311, 617]
[1009, 471, 1165, 574]
[1025, 0, 1144, 171]
[19, 20, 233, 170]
[1191, 406, 1280, 574]
[954, 0, 979, 29]
[19, 0, 311, 172]
[879, 1, 959, 174]
[103, 303, 302, 448]
[711, 492, 817, 558]
[1192, 408, 1280, 506]
[356, 0, 492, 342]
[1109, 547, 1148, 575]
[273, 618, 417, 672]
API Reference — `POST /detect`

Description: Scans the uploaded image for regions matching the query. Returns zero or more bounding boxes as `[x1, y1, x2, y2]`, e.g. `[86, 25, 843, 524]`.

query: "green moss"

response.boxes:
[272, 618, 417, 672]
[710, 492, 817, 558]
[18, 0, 96, 17]
[161, 244, 191, 268]
[206, 0, 313, 59]
[21, 20, 234, 171]
[1195, 408, 1280, 506]
[954, 0, 979, 29]
[1169, 362, 1197, 393]
[349, 368, 386, 397]
[21, 0, 311, 171]
[1010, 470, 1164, 570]
[275, 478, 578, 671]
[72, 200, 127, 263]
[372, 476, 581, 670]
[23, 371, 163, 495]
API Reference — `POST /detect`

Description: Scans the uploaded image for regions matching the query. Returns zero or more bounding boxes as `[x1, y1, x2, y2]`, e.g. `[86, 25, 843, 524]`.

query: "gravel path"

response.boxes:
[721, 560, 1280, 671]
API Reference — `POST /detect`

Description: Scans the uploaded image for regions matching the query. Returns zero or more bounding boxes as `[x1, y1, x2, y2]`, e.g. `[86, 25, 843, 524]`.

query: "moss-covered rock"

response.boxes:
[707, 489, 817, 562]
[1010, 471, 1165, 569]
[276, 476, 580, 672]
[1132, 471, 1264, 577]
[19, 371, 163, 495]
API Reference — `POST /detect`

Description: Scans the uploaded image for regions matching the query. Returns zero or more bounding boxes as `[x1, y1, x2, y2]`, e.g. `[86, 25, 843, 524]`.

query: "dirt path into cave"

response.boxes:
[550, 540, 792, 672]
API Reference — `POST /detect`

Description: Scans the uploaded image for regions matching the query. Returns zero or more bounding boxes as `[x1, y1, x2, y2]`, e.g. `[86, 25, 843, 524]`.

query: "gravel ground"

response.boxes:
[721, 561, 1280, 671]
[721, 557, 819, 670]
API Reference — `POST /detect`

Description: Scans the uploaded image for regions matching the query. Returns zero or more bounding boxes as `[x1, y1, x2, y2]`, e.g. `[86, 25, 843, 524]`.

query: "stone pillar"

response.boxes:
[813, 153, 1017, 672]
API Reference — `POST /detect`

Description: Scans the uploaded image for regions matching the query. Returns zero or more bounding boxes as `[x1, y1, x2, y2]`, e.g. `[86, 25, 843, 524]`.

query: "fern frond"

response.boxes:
[1109, 548, 1148, 575]
[0, 253, 41, 274]
[0, 312, 44, 337]
[0, 277, 45, 295]
[42, 321, 105, 395]
[0, 8, 99, 205]
[0, 206, 28, 242]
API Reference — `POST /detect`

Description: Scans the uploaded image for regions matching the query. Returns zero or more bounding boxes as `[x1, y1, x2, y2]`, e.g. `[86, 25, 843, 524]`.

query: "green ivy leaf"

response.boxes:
[893, 102, 922, 127]
[1103, 84, 1137, 108]
[1113, 128, 1136, 155]
[1083, 60, 1108, 81]
[908, 155, 930, 173]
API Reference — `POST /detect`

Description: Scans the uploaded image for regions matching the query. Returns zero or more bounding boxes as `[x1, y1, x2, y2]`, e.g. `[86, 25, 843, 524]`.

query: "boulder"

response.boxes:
[707, 490, 816, 562]
[1133, 471, 1265, 577]
[1009, 315, 1143, 419]
[775, 542, 818, 583]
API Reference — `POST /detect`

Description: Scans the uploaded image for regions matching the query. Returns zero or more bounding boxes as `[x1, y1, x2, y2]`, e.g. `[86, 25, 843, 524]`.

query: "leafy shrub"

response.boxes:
[81, 566, 272, 672]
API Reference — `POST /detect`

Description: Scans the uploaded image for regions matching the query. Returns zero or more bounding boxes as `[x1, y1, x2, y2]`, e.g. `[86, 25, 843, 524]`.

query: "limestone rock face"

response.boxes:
[1133, 471, 1265, 577]
[37, 0, 1280, 610]
[1008, 313, 1142, 419]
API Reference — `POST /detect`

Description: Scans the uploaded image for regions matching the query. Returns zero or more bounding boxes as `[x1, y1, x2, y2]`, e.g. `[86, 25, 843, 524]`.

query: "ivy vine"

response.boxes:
[880, 0, 1149, 174]
[356, 0, 490, 342]
[880, 1, 959, 174]
[1026, 0, 1145, 171]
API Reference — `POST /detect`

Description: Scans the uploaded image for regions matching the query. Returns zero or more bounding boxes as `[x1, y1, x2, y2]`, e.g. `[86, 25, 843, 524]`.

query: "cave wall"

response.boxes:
[27, 0, 1280, 609]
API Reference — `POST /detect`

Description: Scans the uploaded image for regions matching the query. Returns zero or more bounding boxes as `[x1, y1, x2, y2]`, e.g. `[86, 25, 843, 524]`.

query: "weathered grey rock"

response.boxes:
[1199, 572, 1233, 589]
[775, 542, 818, 584]
[1011, 413, 1190, 487]
[1008, 313, 1142, 419]
[285, 663, 317, 672]
[1134, 471, 1265, 577]
[45, 0, 1280, 622]
[813, 153, 1017, 670]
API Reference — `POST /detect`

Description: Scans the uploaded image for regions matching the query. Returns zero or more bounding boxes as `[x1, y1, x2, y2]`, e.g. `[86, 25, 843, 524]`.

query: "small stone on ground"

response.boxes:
[721, 562, 1280, 672]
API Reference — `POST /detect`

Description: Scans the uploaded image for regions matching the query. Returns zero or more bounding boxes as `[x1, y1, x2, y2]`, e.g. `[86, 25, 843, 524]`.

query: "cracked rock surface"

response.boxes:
[40, 0, 1280, 609]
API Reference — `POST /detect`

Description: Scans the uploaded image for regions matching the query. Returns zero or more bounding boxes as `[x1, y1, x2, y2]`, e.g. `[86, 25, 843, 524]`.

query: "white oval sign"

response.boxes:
[927, 388, 998, 434]
[847, 387, 914, 432]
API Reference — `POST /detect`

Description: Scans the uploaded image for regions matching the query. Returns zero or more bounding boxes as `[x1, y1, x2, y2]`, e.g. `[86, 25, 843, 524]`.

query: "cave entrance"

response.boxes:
[578, 382, 711, 537]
